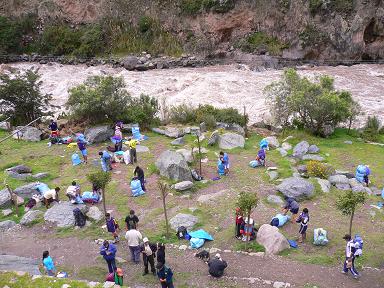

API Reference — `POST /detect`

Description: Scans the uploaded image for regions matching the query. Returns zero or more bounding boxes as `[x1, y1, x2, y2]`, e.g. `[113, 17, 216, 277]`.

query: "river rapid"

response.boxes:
[1, 62, 383, 126]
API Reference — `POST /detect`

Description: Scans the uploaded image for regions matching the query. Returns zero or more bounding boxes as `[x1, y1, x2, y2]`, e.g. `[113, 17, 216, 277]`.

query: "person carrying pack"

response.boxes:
[342, 234, 360, 279]
[353, 234, 363, 257]
[106, 213, 120, 243]
[73, 208, 86, 227]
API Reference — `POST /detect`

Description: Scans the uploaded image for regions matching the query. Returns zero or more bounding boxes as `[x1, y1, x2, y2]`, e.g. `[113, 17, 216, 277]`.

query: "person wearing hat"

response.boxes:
[208, 253, 227, 278]
[140, 237, 157, 276]
[100, 240, 117, 273]
[342, 234, 360, 279]
[156, 262, 174, 288]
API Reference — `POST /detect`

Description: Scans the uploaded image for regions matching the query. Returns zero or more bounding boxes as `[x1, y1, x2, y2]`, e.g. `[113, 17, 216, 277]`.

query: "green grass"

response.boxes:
[237, 31, 288, 56]
[234, 241, 265, 253]
[77, 266, 106, 282]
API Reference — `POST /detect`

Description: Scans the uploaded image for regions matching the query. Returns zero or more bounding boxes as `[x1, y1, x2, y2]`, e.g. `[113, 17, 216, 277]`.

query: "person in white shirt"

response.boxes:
[43, 187, 60, 208]
[125, 227, 142, 263]
[66, 181, 80, 202]
[342, 234, 359, 278]
[140, 237, 157, 276]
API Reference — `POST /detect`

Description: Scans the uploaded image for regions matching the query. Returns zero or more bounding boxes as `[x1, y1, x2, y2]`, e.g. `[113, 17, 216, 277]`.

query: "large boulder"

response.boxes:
[216, 122, 245, 136]
[267, 195, 284, 205]
[164, 127, 185, 138]
[86, 206, 103, 222]
[44, 202, 88, 227]
[208, 130, 219, 146]
[13, 182, 40, 199]
[256, 224, 290, 255]
[171, 137, 185, 145]
[174, 181, 193, 191]
[316, 178, 331, 193]
[0, 121, 10, 130]
[122, 56, 139, 70]
[6, 165, 32, 174]
[276, 177, 314, 200]
[20, 210, 43, 226]
[169, 213, 198, 231]
[176, 149, 193, 163]
[151, 127, 165, 135]
[328, 175, 349, 185]
[84, 125, 114, 144]
[12, 126, 42, 142]
[264, 136, 280, 148]
[0, 255, 41, 275]
[0, 220, 16, 230]
[5, 171, 32, 180]
[302, 154, 325, 161]
[292, 141, 309, 158]
[156, 150, 192, 181]
[308, 145, 320, 154]
[218, 133, 245, 149]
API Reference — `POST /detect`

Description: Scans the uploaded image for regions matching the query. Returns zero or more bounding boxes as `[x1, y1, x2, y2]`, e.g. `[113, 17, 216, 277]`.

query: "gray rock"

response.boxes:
[12, 126, 42, 142]
[164, 127, 185, 138]
[190, 126, 200, 135]
[13, 182, 40, 199]
[292, 141, 309, 158]
[276, 177, 314, 200]
[0, 220, 16, 230]
[281, 142, 292, 151]
[316, 178, 331, 193]
[192, 147, 209, 154]
[197, 189, 228, 204]
[176, 149, 193, 163]
[2, 209, 12, 216]
[32, 172, 49, 179]
[5, 170, 32, 180]
[336, 183, 351, 191]
[44, 202, 88, 227]
[302, 154, 325, 161]
[169, 213, 198, 231]
[122, 56, 139, 70]
[0, 121, 10, 130]
[329, 175, 349, 185]
[171, 137, 185, 145]
[268, 171, 279, 181]
[344, 140, 353, 145]
[297, 165, 308, 174]
[335, 170, 355, 179]
[85, 125, 114, 144]
[20, 210, 43, 225]
[199, 122, 207, 133]
[320, 125, 334, 137]
[86, 206, 103, 222]
[264, 136, 279, 148]
[256, 224, 289, 255]
[267, 195, 284, 205]
[151, 127, 165, 135]
[208, 130, 219, 146]
[121, 123, 138, 132]
[216, 122, 245, 136]
[0, 255, 41, 275]
[277, 148, 287, 157]
[174, 181, 193, 191]
[6, 165, 32, 174]
[308, 145, 320, 153]
[156, 150, 192, 181]
[218, 133, 245, 149]
[136, 145, 150, 153]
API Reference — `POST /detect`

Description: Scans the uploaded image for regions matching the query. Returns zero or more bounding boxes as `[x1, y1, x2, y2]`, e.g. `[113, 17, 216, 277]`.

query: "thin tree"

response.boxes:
[336, 190, 366, 235]
[158, 181, 170, 239]
[87, 171, 112, 216]
[237, 191, 259, 249]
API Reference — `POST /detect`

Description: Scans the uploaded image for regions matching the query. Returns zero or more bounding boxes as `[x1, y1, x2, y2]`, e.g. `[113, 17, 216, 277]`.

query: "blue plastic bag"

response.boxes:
[190, 237, 205, 249]
[71, 153, 82, 166]
[288, 239, 298, 248]
[259, 139, 269, 149]
[35, 183, 50, 194]
[131, 179, 145, 197]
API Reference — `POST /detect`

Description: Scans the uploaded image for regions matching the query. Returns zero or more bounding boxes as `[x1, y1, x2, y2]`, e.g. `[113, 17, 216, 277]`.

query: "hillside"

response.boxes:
[0, 0, 383, 60]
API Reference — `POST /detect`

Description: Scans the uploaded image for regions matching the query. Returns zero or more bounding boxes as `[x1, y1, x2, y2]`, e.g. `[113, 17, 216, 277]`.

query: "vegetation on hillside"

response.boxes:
[180, 0, 235, 15]
[237, 32, 288, 56]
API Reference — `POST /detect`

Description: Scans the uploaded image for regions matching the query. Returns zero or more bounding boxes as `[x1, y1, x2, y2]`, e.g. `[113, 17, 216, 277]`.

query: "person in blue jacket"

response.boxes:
[99, 151, 112, 172]
[156, 262, 174, 288]
[100, 240, 117, 273]
[219, 151, 230, 175]
[42, 251, 56, 276]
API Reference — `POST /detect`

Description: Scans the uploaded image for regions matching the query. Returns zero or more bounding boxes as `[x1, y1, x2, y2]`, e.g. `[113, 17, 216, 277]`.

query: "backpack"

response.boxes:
[353, 234, 363, 257]
[270, 218, 279, 227]
[191, 169, 203, 181]
[73, 208, 86, 227]
[176, 226, 187, 239]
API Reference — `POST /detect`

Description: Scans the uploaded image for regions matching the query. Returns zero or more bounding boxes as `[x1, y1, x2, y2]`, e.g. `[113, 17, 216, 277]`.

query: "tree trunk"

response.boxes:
[101, 188, 107, 216]
[348, 116, 352, 133]
[162, 194, 169, 239]
[349, 209, 354, 236]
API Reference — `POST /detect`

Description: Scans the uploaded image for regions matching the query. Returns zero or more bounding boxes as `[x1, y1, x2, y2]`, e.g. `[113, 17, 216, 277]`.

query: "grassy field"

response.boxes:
[0, 126, 383, 277]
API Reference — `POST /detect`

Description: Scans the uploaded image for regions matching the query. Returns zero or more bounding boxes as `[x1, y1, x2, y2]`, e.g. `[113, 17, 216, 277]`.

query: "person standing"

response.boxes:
[105, 213, 120, 243]
[134, 166, 146, 191]
[156, 262, 174, 288]
[219, 151, 230, 175]
[208, 253, 228, 278]
[76, 134, 88, 164]
[100, 240, 117, 273]
[48, 119, 59, 138]
[157, 243, 166, 265]
[125, 210, 139, 230]
[128, 138, 139, 164]
[282, 197, 300, 222]
[342, 234, 360, 279]
[42, 251, 56, 276]
[125, 226, 143, 263]
[296, 208, 309, 243]
[140, 237, 157, 276]
[99, 151, 112, 172]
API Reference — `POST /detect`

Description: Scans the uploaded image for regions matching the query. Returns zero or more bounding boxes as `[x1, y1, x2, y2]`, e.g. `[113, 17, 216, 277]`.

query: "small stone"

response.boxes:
[209, 247, 221, 254]
[179, 245, 187, 250]
[308, 145, 320, 153]
[249, 252, 264, 257]
[277, 148, 287, 157]
[281, 142, 292, 151]
[273, 282, 288, 288]
[344, 140, 353, 145]
[2, 209, 12, 216]
[267, 167, 278, 171]
[103, 282, 115, 288]
[61, 284, 71, 288]
[224, 250, 231, 253]
[87, 282, 100, 288]
[267, 171, 279, 181]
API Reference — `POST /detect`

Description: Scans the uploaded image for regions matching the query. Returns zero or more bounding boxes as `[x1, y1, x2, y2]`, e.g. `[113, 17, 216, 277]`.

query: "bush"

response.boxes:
[307, 161, 334, 179]
[237, 32, 288, 56]
[0, 16, 23, 54]
[362, 116, 382, 142]
[199, 114, 216, 130]
[123, 94, 159, 129]
[264, 68, 357, 136]
[138, 16, 153, 33]
[299, 25, 328, 49]
[169, 104, 196, 124]
[181, 0, 234, 15]
[0, 68, 52, 125]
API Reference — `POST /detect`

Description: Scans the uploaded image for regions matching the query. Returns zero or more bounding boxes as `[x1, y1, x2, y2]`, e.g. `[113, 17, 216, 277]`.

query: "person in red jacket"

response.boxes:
[235, 207, 244, 239]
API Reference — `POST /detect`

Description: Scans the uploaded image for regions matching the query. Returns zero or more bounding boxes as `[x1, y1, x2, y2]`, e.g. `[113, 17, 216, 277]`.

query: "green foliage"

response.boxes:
[181, 0, 234, 15]
[264, 68, 357, 136]
[362, 116, 382, 142]
[87, 171, 112, 190]
[237, 32, 288, 56]
[200, 114, 217, 130]
[307, 160, 335, 179]
[0, 16, 23, 54]
[169, 104, 196, 124]
[336, 190, 366, 216]
[299, 25, 328, 49]
[237, 191, 259, 214]
[67, 75, 131, 124]
[138, 16, 153, 33]
[0, 68, 52, 125]
[123, 94, 159, 128]
[235, 241, 265, 252]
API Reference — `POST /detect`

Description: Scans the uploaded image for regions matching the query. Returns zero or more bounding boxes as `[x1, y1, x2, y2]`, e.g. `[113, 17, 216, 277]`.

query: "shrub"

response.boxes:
[200, 114, 216, 130]
[138, 16, 153, 33]
[362, 116, 382, 142]
[75, 24, 104, 57]
[0, 16, 23, 54]
[123, 94, 159, 128]
[181, 0, 234, 15]
[264, 68, 357, 136]
[169, 104, 196, 124]
[0, 68, 52, 125]
[299, 25, 328, 49]
[307, 161, 335, 179]
[237, 32, 288, 56]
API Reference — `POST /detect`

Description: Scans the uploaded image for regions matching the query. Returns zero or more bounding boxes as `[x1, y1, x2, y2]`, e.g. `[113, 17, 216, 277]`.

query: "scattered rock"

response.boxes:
[12, 126, 42, 142]
[335, 170, 355, 179]
[179, 245, 188, 250]
[20, 210, 43, 225]
[277, 148, 287, 157]
[335, 183, 351, 190]
[84, 125, 114, 144]
[0, 255, 41, 275]
[256, 224, 289, 255]
[44, 202, 88, 228]
[297, 165, 307, 174]
[88, 282, 100, 288]
[174, 181, 193, 191]
[176, 149, 193, 163]
[267, 171, 279, 181]
[171, 137, 185, 145]
[292, 141, 309, 158]
[32, 172, 49, 179]
[216, 122, 245, 136]
[156, 150, 192, 182]
[103, 282, 115, 288]
[328, 175, 349, 185]
[208, 130, 219, 146]
[267, 195, 284, 205]
[2, 209, 12, 216]
[0, 220, 16, 230]
[164, 127, 185, 138]
[5, 170, 32, 180]
[190, 126, 200, 135]
[276, 177, 314, 200]
[273, 282, 289, 288]
[136, 145, 150, 153]
[86, 206, 103, 222]
[197, 190, 228, 204]
[122, 56, 139, 70]
[308, 145, 320, 153]
[301, 154, 324, 161]
[316, 178, 331, 193]
[218, 133, 245, 149]
[6, 165, 32, 174]
[13, 182, 41, 199]
[209, 247, 221, 254]
[264, 136, 280, 148]
[344, 140, 353, 145]
[0, 188, 12, 208]
[169, 213, 198, 231]
[281, 142, 292, 151]
[192, 147, 209, 154]
[151, 127, 165, 135]
[0, 121, 10, 130]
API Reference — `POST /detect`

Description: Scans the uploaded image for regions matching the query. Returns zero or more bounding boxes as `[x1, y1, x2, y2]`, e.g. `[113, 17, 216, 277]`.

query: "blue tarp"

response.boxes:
[188, 229, 214, 241]
[72, 153, 82, 166]
[131, 179, 145, 197]
[35, 183, 50, 194]
[288, 239, 298, 248]
[190, 238, 205, 249]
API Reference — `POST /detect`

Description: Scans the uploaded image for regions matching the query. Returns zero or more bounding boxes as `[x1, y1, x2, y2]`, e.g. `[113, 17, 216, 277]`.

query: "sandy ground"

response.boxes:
[1, 63, 383, 126]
